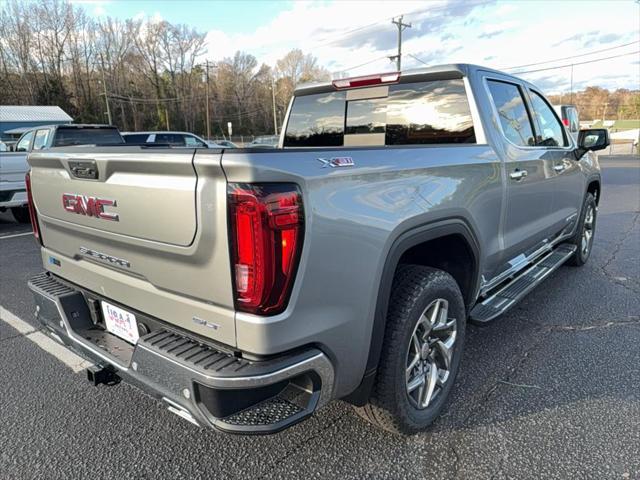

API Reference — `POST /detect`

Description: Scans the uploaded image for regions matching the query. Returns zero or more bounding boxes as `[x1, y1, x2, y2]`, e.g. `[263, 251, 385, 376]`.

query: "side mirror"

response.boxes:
[575, 128, 609, 159]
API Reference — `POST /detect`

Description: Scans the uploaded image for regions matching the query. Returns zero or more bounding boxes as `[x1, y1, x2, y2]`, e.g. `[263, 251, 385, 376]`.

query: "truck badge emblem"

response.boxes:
[62, 193, 119, 221]
[317, 157, 355, 168]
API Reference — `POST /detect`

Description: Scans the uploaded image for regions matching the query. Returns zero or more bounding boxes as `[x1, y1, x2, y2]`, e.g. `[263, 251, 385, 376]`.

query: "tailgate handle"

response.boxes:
[69, 161, 99, 180]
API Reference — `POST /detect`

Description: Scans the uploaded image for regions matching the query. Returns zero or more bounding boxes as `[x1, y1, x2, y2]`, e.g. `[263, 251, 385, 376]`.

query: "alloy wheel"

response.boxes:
[581, 204, 595, 257]
[405, 298, 457, 410]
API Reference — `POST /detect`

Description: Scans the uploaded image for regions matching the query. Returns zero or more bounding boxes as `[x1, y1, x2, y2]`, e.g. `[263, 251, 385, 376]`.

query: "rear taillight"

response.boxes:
[228, 183, 304, 315]
[25, 171, 43, 245]
[562, 118, 569, 127]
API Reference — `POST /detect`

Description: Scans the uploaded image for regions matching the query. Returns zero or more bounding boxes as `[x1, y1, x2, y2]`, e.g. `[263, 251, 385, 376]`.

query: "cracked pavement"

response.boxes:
[1, 155, 638, 479]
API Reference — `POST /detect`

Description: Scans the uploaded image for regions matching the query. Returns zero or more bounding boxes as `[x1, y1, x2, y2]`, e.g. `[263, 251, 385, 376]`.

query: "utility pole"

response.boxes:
[205, 60, 211, 140]
[389, 15, 411, 71]
[602, 102, 608, 123]
[271, 76, 278, 135]
[99, 55, 112, 125]
[570, 64, 574, 105]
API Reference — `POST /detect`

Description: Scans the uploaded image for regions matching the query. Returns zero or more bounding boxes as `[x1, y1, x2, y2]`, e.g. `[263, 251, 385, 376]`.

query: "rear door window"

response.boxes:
[33, 129, 50, 150]
[529, 91, 568, 147]
[123, 134, 150, 144]
[184, 135, 207, 147]
[487, 80, 535, 147]
[156, 133, 186, 146]
[566, 107, 579, 133]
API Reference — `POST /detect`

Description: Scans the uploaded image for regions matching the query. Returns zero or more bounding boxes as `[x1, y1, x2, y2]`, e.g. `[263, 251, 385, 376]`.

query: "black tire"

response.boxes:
[11, 206, 30, 224]
[566, 193, 597, 267]
[355, 265, 466, 434]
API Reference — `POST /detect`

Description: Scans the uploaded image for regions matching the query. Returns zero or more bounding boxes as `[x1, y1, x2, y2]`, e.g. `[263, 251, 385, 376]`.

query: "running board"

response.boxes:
[470, 244, 576, 324]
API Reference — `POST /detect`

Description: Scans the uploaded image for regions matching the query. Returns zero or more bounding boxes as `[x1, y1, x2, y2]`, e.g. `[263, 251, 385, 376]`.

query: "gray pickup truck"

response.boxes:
[26, 64, 609, 435]
[1, 125, 123, 222]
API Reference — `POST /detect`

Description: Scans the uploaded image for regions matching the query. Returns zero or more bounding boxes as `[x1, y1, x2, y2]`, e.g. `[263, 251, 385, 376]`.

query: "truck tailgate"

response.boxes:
[30, 148, 197, 245]
[28, 147, 236, 345]
[0, 152, 29, 185]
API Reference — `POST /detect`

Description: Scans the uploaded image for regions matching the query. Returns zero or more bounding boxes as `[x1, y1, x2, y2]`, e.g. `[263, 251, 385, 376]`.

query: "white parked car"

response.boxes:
[121, 131, 232, 148]
[553, 105, 580, 142]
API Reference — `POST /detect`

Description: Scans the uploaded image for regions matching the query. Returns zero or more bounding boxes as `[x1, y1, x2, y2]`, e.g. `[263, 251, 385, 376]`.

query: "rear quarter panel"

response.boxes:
[222, 145, 502, 396]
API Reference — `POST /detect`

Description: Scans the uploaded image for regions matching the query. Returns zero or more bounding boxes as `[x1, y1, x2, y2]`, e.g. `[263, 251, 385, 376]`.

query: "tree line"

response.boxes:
[1, 0, 637, 139]
[0, 0, 329, 137]
[547, 86, 639, 123]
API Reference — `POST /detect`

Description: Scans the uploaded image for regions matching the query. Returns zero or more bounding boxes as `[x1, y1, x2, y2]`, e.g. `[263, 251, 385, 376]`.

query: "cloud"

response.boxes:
[596, 33, 623, 44]
[196, 0, 638, 91]
[478, 29, 504, 39]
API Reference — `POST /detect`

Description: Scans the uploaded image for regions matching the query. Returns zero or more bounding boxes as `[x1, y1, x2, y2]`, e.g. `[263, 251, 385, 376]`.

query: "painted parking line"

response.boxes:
[0, 231, 33, 240]
[0, 305, 91, 373]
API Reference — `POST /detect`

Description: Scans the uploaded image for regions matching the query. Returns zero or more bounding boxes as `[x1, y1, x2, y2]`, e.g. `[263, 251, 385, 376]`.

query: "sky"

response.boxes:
[75, 0, 640, 94]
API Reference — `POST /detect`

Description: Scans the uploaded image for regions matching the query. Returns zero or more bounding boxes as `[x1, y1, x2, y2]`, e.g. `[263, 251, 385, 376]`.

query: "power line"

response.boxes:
[338, 55, 389, 73]
[512, 51, 640, 74]
[503, 40, 640, 70]
[407, 49, 640, 75]
[407, 53, 429, 66]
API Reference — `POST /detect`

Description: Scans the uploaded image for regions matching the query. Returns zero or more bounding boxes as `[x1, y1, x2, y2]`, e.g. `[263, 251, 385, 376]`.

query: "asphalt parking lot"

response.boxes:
[1, 155, 638, 480]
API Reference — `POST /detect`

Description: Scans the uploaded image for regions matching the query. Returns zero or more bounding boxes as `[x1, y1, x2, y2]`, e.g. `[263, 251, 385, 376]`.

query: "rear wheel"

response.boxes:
[11, 206, 30, 224]
[355, 266, 466, 434]
[566, 193, 597, 267]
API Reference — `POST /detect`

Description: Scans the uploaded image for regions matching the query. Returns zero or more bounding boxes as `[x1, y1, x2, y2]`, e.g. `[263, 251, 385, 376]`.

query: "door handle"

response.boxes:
[553, 164, 566, 172]
[509, 169, 528, 180]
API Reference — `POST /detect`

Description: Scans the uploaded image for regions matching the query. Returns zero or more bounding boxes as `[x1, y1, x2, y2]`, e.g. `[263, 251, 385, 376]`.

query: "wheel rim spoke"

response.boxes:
[420, 360, 438, 408]
[434, 336, 455, 369]
[407, 373, 425, 393]
[406, 352, 420, 376]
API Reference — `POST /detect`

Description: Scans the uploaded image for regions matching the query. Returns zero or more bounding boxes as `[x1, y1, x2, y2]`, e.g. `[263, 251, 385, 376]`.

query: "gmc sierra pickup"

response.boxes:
[26, 64, 609, 435]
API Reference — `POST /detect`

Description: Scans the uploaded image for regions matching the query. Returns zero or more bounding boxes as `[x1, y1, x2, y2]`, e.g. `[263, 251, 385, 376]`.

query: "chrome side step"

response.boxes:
[470, 244, 576, 324]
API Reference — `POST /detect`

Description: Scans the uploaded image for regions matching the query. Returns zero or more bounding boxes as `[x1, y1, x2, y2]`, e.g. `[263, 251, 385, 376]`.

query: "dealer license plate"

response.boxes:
[101, 301, 139, 344]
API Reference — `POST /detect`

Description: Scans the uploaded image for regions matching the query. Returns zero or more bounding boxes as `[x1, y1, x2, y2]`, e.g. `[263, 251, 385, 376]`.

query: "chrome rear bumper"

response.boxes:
[29, 272, 334, 434]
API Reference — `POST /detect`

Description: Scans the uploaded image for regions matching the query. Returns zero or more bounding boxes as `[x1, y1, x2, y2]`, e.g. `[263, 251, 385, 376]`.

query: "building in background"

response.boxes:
[0, 106, 73, 147]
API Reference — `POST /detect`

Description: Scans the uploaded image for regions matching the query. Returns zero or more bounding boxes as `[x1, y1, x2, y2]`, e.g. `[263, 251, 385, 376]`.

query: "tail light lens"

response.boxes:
[228, 183, 304, 315]
[25, 171, 43, 245]
[562, 118, 570, 127]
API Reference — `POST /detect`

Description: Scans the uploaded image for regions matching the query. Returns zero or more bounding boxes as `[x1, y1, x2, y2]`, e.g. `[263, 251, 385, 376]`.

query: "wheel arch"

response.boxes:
[586, 176, 601, 205]
[344, 218, 481, 405]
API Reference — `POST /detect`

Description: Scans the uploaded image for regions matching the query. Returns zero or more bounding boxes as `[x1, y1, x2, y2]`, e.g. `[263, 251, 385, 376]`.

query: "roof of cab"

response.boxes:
[294, 63, 535, 96]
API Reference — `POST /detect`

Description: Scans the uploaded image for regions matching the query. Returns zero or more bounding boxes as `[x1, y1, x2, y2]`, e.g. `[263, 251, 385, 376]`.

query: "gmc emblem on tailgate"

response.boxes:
[62, 193, 119, 221]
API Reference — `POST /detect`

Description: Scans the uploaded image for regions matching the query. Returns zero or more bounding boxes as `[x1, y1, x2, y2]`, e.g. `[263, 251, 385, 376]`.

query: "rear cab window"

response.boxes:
[283, 78, 476, 147]
[54, 127, 124, 147]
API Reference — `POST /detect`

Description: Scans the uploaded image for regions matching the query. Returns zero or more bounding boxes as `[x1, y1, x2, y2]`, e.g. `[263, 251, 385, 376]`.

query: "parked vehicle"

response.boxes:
[121, 131, 230, 148]
[213, 140, 238, 148]
[26, 64, 608, 435]
[1, 124, 122, 223]
[248, 135, 279, 148]
[553, 104, 580, 142]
